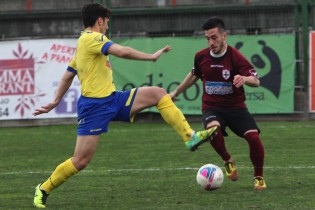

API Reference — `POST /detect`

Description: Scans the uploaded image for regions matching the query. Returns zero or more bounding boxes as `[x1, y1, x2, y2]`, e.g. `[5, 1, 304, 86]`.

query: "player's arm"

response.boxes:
[233, 49, 260, 88]
[244, 75, 260, 87]
[233, 75, 260, 88]
[107, 43, 171, 62]
[33, 71, 76, 116]
[169, 72, 199, 99]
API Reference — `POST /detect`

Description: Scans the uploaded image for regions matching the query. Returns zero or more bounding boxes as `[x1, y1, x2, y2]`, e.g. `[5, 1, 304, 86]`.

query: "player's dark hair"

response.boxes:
[81, 3, 111, 28]
[202, 16, 225, 31]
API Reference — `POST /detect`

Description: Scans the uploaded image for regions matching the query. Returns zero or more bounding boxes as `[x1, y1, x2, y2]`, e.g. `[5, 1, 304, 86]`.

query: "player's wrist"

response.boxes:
[243, 76, 247, 85]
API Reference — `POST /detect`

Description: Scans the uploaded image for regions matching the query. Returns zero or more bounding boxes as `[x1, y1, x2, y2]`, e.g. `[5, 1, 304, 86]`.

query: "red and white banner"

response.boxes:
[0, 39, 79, 120]
[310, 32, 315, 112]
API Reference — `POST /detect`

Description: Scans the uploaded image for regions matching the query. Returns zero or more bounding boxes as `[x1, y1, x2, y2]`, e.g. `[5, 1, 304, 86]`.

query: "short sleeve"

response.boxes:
[67, 57, 77, 74]
[87, 33, 114, 55]
[233, 49, 259, 79]
[192, 54, 203, 79]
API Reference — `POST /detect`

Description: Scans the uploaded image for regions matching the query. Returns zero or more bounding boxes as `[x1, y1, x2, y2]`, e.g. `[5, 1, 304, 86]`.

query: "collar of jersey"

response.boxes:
[210, 44, 227, 58]
[81, 30, 93, 34]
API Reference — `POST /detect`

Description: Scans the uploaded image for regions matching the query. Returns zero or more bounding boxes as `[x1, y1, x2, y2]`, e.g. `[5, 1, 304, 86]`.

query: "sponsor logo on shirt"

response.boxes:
[205, 81, 233, 95]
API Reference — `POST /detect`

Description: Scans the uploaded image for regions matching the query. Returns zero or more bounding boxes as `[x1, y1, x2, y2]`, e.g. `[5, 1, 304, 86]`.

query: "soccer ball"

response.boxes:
[196, 164, 224, 191]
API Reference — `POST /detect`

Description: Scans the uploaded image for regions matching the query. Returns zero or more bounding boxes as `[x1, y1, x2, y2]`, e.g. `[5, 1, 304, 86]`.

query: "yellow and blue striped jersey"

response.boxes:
[67, 31, 115, 98]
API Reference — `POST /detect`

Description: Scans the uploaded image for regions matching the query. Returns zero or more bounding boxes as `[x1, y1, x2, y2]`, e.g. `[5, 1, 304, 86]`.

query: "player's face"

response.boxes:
[205, 27, 227, 54]
[98, 17, 109, 34]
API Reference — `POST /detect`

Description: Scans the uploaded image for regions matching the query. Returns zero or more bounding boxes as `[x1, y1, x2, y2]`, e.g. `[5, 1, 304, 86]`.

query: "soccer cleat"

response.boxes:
[185, 126, 218, 151]
[254, 176, 267, 191]
[33, 184, 49, 208]
[224, 159, 239, 181]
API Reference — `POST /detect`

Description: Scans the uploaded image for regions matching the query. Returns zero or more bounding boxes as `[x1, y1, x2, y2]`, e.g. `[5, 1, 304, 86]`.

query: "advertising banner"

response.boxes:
[0, 39, 79, 120]
[113, 35, 295, 114]
[0, 35, 295, 120]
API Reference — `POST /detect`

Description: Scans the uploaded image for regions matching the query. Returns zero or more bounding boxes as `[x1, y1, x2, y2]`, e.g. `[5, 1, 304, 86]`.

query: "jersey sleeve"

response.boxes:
[233, 49, 259, 79]
[67, 57, 77, 74]
[87, 33, 114, 56]
[191, 53, 203, 79]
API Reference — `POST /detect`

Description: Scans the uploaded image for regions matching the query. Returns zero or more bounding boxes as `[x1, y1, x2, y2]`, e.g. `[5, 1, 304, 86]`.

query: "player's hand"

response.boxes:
[152, 45, 172, 62]
[33, 102, 57, 116]
[161, 45, 172, 53]
[233, 75, 246, 88]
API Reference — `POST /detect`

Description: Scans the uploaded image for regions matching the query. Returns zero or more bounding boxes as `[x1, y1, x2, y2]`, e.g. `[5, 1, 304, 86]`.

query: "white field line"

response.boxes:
[2, 124, 315, 136]
[1, 165, 315, 176]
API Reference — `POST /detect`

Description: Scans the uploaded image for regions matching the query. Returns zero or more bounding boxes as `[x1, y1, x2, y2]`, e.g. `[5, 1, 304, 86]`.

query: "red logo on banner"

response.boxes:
[0, 44, 34, 96]
[0, 43, 45, 117]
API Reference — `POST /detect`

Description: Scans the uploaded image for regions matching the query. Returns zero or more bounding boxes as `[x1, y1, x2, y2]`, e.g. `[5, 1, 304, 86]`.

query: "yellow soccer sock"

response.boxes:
[41, 158, 79, 193]
[157, 95, 194, 141]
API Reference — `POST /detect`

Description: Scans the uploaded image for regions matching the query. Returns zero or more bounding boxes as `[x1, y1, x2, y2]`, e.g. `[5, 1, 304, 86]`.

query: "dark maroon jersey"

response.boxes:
[192, 45, 258, 112]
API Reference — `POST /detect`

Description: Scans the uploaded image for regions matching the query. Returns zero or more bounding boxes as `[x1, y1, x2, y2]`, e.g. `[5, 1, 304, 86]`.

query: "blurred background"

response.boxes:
[0, 0, 314, 126]
[0, 0, 300, 38]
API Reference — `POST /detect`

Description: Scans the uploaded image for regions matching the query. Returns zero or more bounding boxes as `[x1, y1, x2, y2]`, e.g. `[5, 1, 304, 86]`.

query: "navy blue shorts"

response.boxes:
[77, 88, 138, 136]
[202, 108, 260, 138]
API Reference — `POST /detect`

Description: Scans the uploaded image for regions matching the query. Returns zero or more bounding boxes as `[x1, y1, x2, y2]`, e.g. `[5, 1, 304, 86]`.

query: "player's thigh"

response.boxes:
[131, 86, 167, 114]
[202, 109, 224, 128]
[226, 109, 259, 137]
[203, 109, 230, 136]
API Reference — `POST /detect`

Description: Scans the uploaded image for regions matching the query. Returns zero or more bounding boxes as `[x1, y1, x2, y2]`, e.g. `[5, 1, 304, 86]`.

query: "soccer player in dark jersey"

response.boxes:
[170, 16, 267, 190]
[32, 4, 218, 208]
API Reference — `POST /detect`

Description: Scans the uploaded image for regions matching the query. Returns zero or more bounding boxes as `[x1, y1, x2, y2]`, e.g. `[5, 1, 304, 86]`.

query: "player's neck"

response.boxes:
[210, 44, 227, 58]
[84, 26, 101, 33]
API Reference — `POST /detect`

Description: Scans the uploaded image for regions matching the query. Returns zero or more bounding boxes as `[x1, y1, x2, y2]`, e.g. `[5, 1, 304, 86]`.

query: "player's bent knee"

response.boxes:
[149, 86, 168, 101]
[153, 86, 167, 96]
[72, 157, 91, 171]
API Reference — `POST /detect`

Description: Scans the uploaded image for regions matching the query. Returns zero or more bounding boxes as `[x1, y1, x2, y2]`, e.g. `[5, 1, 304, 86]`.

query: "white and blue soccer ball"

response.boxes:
[196, 163, 224, 191]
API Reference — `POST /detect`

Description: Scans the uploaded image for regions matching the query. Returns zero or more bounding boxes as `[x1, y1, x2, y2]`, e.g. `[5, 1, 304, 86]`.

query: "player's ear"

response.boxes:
[222, 31, 227, 41]
[97, 17, 104, 26]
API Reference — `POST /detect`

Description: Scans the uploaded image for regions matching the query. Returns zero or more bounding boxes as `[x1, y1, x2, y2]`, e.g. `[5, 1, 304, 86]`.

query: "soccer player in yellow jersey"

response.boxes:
[32, 3, 218, 208]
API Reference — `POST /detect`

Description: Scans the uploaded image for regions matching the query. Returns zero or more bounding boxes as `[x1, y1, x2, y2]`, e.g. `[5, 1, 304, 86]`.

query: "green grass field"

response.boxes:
[0, 120, 315, 210]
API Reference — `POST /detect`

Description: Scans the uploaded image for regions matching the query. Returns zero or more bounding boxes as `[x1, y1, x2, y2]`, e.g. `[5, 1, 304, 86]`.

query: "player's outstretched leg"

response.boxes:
[224, 158, 239, 181]
[33, 184, 49, 208]
[254, 176, 267, 191]
[156, 94, 218, 151]
[185, 126, 218, 151]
